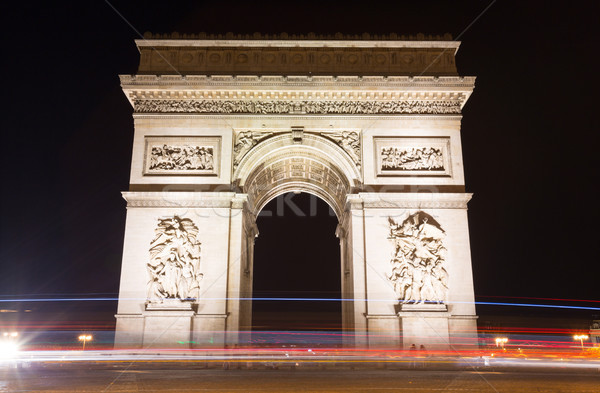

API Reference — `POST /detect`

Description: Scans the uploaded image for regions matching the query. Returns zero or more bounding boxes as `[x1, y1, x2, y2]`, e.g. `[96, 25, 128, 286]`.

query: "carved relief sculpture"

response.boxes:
[134, 99, 462, 115]
[233, 131, 273, 168]
[381, 147, 444, 171]
[147, 216, 203, 303]
[322, 131, 361, 166]
[149, 144, 214, 171]
[387, 212, 448, 304]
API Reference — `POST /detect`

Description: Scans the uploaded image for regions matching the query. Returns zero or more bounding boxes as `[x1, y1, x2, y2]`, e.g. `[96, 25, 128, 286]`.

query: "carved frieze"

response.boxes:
[321, 131, 361, 167]
[133, 99, 462, 115]
[388, 212, 448, 304]
[147, 216, 203, 303]
[150, 145, 213, 171]
[374, 137, 451, 177]
[144, 136, 220, 175]
[382, 147, 443, 171]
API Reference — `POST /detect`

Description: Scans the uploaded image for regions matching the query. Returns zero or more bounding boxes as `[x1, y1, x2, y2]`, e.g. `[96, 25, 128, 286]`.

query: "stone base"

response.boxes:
[146, 299, 194, 311]
[114, 314, 144, 349]
[448, 315, 479, 349]
[396, 303, 448, 313]
[142, 309, 195, 348]
[398, 304, 451, 350]
[114, 311, 230, 349]
[365, 314, 401, 347]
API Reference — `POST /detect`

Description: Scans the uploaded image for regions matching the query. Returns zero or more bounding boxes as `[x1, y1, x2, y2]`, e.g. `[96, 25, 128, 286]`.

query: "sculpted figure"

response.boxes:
[147, 216, 203, 302]
[323, 131, 361, 166]
[387, 213, 448, 304]
[149, 144, 214, 171]
[233, 131, 273, 168]
[134, 99, 462, 115]
[381, 147, 444, 171]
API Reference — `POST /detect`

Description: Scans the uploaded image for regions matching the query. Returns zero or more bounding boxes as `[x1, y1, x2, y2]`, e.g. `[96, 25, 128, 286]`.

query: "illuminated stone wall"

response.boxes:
[115, 36, 478, 349]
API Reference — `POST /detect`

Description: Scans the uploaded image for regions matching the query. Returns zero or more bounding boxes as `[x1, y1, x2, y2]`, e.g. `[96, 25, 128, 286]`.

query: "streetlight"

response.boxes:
[78, 334, 92, 350]
[573, 334, 588, 350]
[0, 332, 20, 359]
[495, 337, 508, 350]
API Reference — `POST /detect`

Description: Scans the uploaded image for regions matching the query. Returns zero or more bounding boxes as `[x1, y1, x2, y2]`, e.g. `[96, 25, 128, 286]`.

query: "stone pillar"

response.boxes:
[344, 196, 369, 347]
[114, 192, 250, 349]
[224, 194, 254, 346]
[345, 193, 477, 350]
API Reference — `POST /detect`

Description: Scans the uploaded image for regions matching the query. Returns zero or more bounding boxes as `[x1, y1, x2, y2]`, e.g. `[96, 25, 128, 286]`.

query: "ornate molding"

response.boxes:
[121, 74, 475, 88]
[140, 32, 455, 41]
[122, 192, 248, 208]
[347, 193, 472, 210]
[133, 99, 462, 115]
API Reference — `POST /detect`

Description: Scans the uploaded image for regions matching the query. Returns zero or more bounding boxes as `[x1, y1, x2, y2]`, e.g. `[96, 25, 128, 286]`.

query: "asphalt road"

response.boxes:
[2, 363, 600, 392]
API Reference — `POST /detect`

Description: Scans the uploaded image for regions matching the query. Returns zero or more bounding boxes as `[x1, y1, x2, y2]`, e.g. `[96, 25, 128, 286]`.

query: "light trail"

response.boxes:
[3, 296, 599, 311]
[3, 349, 599, 370]
[478, 295, 600, 303]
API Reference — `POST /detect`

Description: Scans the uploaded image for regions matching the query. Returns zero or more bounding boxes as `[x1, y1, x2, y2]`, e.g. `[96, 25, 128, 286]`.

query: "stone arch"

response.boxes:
[234, 132, 361, 218]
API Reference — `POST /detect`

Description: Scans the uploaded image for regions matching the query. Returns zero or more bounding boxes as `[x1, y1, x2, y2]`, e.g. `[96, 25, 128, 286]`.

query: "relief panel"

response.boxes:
[147, 216, 203, 303]
[388, 212, 448, 304]
[143, 136, 221, 176]
[374, 137, 451, 177]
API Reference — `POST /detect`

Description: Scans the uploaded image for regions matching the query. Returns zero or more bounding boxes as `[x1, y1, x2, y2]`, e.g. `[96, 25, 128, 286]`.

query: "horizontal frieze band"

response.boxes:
[122, 191, 249, 208]
[133, 99, 462, 114]
[346, 192, 472, 209]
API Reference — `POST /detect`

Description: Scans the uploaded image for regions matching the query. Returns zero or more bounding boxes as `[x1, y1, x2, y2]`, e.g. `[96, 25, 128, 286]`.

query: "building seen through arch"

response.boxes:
[114, 32, 478, 349]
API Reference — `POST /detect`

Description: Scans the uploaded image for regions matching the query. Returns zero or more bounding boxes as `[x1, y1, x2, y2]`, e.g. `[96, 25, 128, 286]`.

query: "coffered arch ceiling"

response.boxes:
[234, 133, 361, 218]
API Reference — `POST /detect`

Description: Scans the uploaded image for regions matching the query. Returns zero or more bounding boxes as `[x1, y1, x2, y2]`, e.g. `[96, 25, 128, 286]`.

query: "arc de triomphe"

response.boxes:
[114, 33, 478, 349]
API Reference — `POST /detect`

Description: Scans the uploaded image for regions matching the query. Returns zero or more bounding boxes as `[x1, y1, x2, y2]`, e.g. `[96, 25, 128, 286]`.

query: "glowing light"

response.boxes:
[1, 296, 599, 311]
[495, 337, 508, 349]
[78, 334, 93, 350]
[0, 341, 19, 359]
[573, 334, 589, 350]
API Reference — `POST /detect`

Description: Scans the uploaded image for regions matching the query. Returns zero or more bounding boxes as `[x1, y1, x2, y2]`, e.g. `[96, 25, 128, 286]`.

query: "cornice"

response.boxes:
[138, 31, 455, 44]
[120, 75, 475, 112]
[122, 191, 249, 208]
[120, 75, 475, 88]
[136, 39, 459, 51]
[346, 192, 472, 210]
[132, 114, 463, 120]
[140, 32, 454, 41]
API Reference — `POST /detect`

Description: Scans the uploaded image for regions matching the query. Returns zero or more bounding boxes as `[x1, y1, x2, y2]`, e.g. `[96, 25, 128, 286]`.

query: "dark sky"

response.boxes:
[1, 1, 598, 324]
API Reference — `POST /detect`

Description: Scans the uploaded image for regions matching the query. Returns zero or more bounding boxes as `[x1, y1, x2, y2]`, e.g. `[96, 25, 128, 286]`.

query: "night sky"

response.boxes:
[1, 2, 598, 329]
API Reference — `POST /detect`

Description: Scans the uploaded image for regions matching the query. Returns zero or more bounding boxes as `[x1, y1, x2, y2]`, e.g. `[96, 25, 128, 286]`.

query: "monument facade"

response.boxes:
[115, 32, 478, 349]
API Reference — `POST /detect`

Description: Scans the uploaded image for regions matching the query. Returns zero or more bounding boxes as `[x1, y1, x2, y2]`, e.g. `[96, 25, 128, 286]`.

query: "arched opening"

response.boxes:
[234, 132, 360, 343]
[251, 192, 341, 334]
